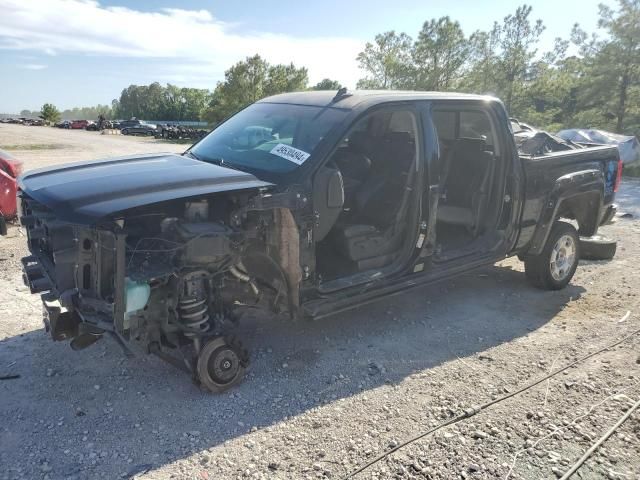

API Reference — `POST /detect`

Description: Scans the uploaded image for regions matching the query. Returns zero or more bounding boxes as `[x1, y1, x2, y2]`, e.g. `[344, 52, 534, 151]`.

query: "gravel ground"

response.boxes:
[0, 123, 185, 171]
[0, 124, 639, 480]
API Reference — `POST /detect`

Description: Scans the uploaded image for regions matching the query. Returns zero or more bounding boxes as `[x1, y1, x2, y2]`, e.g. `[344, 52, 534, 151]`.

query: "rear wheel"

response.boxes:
[524, 221, 580, 290]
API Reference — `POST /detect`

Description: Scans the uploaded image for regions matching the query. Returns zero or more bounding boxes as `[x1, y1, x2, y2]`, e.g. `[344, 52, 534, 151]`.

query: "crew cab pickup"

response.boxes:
[16, 90, 621, 392]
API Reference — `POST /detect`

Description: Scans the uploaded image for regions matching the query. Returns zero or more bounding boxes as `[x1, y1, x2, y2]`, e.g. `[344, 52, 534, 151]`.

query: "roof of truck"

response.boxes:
[258, 90, 499, 109]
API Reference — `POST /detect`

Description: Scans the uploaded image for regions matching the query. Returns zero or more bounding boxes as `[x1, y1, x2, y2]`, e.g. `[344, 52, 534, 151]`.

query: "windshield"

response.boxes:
[190, 102, 348, 176]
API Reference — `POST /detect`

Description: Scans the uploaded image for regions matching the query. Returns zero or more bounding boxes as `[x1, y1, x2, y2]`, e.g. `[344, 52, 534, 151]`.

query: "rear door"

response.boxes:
[427, 100, 519, 260]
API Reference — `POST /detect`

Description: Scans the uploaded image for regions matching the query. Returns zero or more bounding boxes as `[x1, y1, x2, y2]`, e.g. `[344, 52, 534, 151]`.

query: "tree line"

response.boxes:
[356, 0, 639, 134]
[34, 70, 340, 125]
[33, 0, 639, 134]
[21, 105, 112, 122]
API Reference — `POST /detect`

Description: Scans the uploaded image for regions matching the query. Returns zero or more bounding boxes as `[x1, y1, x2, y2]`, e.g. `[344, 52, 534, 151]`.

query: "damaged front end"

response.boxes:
[18, 155, 305, 392]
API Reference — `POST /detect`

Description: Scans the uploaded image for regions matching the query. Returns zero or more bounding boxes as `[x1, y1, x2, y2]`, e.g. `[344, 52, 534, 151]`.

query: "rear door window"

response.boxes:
[432, 108, 497, 152]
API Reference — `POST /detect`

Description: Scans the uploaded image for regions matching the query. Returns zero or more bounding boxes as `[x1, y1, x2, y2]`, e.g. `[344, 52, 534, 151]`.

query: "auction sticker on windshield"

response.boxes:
[270, 144, 311, 165]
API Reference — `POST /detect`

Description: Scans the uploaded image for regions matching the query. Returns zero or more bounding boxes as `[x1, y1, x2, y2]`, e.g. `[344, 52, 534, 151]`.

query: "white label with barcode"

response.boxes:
[270, 143, 311, 165]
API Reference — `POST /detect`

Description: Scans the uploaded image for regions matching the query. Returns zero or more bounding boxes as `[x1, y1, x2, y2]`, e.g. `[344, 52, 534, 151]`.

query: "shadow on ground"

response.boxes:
[0, 262, 585, 479]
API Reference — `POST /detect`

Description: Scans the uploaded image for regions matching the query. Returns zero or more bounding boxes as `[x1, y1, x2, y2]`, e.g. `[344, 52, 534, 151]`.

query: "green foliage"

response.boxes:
[18, 2, 640, 137]
[413, 17, 469, 90]
[312, 78, 342, 90]
[114, 83, 212, 121]
[572, 0, 640, 133]
[39, 103, 61, 124]
[356, 31, 414, 89]
[355, 1, 640, 135]
[60, 104, 113, 121]
[494, 5, 545, 111]
[203, 55, 308, 124]
[460, 24, 501, 93]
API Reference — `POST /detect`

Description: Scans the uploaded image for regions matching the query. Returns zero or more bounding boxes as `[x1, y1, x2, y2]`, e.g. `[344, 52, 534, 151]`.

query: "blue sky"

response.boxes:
[0, 0, 608, 113]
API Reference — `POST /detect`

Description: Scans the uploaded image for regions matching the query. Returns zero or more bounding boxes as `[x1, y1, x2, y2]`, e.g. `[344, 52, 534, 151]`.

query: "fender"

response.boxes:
[525, 169, 604, 256]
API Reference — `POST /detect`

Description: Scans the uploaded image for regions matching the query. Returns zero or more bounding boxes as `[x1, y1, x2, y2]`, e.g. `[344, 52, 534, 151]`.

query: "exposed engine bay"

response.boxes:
[20, 189, 303, 392]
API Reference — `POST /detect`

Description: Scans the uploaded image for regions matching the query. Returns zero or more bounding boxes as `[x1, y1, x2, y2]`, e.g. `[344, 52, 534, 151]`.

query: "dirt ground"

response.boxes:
[0, 123, 639, 480]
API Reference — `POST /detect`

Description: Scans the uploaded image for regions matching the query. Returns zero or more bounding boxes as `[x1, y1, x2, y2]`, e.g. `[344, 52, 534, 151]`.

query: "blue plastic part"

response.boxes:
[124, 278, 150, 314]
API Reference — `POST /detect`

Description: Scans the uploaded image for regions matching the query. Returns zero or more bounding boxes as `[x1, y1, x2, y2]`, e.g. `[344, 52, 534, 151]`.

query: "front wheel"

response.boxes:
[196, 337, 247, 393]
[524, 221, 580, 290]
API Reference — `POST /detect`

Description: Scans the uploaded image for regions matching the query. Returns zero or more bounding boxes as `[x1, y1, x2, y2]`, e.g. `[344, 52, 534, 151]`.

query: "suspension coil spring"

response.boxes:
[178, 296, 211, 337]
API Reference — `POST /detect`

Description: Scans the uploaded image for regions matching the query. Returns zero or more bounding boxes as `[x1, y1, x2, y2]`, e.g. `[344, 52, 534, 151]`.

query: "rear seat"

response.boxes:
[437, 137, 495, 236]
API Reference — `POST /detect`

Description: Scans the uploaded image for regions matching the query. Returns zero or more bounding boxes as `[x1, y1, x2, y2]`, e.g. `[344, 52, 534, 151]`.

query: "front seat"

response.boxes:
[437, 138, 495, 236]
[331, 132, 373, 206]
[329, 132, 416, 270]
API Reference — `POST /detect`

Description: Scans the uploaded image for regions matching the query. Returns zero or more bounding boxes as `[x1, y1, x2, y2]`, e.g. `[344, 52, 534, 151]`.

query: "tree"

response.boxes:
[356, 31, 414, 89]
[311, 78, 342, 90]
[39, 103, 61, 124]
[495, 5, 545, 112]
[573, 0, 640, 133]
[413, 17, 469, 90]
[461, 23, 501, 93]
[518, 50, 584, 130]
[112, 83, 213, 121]
[204, 55, 308, 123]
[265, 63, 309, 97]
[59, 104, 113, 121]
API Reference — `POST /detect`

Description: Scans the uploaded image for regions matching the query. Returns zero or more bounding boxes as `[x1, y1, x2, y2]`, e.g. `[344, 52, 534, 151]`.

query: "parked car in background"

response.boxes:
[85, 121, 99, 131]
[119, 119, 144, 129]
[157, 124, 209, 140]
[70, 120, 90, 129]
[121, 122, 157, 136]
[0, 148, 22, 179]
[557, 129, 640, 165]
[0, 169, 16, 225]
[55, 120, 71, 128]
[0, 148, 21, 220]
[23, 119, 45, 126]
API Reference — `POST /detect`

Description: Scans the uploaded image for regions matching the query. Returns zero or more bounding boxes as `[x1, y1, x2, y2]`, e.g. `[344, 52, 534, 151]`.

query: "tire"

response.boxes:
[196, 337, 247, 393]
[122, 129, 129, 135]
[524, 221, 580, 290]
[579, 234, 617, 260]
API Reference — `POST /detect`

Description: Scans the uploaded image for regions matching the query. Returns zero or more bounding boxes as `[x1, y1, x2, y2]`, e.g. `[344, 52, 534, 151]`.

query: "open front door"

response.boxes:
[312, 107, 424, 289]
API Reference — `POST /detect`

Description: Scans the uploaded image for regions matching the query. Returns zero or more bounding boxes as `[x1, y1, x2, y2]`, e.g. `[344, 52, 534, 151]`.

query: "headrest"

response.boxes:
[332, 148, 369, 164]
[455, 137, 487, 152]
[348, 131, 371, 153]
[383, 131, 414, 145]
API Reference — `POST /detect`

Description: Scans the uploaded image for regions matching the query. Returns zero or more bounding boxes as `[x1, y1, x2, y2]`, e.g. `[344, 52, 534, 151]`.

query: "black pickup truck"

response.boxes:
[15, 90, 622, 392]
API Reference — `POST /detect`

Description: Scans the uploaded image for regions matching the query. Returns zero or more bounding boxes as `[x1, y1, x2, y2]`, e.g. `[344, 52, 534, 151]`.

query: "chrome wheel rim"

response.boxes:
[550, 234, 576, 281]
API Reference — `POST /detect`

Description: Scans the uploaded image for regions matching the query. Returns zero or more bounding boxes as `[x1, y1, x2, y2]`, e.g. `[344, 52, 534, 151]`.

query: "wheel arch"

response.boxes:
[524, 169, 604, 256]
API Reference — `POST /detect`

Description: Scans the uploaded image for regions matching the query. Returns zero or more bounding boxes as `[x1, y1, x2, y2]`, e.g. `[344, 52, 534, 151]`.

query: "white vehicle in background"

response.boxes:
[558, 129, 640, 165]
